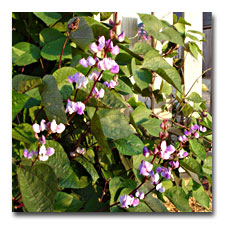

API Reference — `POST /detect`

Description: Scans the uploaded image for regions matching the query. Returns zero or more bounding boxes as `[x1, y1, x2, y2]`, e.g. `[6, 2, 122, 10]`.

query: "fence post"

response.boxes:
[183, 12, 203, 97]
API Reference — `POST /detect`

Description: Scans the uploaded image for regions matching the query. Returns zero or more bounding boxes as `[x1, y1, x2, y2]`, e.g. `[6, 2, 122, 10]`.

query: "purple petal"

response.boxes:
[79, 58, 88, 68]
[46, 147, 55, 157]
[23, 149, 29, 158]
[132, 198, 140, 207]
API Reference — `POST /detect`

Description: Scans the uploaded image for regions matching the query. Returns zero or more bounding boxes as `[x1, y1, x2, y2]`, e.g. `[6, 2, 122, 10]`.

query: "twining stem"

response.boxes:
[58, 31, 71, 69]
[32, 106, 44, 124]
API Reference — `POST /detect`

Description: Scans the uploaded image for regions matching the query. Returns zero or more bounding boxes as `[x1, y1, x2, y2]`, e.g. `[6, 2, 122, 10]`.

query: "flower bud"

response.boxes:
[143, 146, 150, 157]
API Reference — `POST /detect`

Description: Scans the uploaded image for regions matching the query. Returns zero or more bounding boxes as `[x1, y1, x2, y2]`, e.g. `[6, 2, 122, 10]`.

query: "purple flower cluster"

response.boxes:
[68, 72, 89, 89]
[103, 80, 118, 89]
[178, 124, 207, 142]
[65, 99, 85, 115]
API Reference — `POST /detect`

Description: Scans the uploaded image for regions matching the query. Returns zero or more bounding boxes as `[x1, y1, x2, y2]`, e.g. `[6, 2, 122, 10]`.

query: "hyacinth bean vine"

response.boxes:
[12, 12, 212, 212]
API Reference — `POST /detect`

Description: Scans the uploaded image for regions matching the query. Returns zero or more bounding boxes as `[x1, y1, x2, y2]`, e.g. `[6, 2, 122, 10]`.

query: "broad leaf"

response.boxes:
[100, 12, 113, 21]
[132, 42, 154, 55]
[41, 37, 72, 61]
[114, 134, 144, 156]
[165, 186, 191, 212]
[189, 139, 206, 161]
[142, 50, 182, 92]
[12, 74, 42, 94]
[12, 123, 36, 144]
[52, 67, 77, 99]
[186, 92, 204, 103]
[53, 192, 84, 212]
[12, 42, 40, 66]
[12, 90, 30, 120]
[69, 17, 94, 51]
[17, 164, 57, 212]
[33, 12, 62, 25]
[39, 75, 67, 124]
[141, 117, 162, 137]
[97, 108, 134, 140]
[180, 157, 203, 175]
[131, 58, 152, 91]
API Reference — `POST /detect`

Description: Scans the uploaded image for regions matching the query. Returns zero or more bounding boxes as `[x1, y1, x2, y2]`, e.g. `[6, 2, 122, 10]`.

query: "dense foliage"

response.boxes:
[12, 12, 212, 212]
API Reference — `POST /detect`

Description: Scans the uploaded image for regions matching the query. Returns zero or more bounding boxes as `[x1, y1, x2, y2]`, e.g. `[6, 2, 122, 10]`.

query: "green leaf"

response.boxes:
[132, 42, 154, 55]
[41, 37, 72, 61]
[144, 193, 168, 212]
[142, 50, 182, 92]
[126, 201, 152, 212]
[180, 157, 203, 175]
[202, 155, 212, 175]
[97, 108, 134, 140]
[84, 16, 110, 40]
[52, 67, 77, 99]
[12, 123, 36, 144]
[17, 164, 57, 212]
[12, 74, 42, 94]
[39, 28, 65, 47]
[24, 87, 42, 108]
[53, 192, 84, 212]
[12, 90, 30, 120]
[114, 134, 144, 156]
[131, 58, 152, 91]
[90, 112, 111, 153]
[165, 186, 191, 212]
[188, 42, 199, 59]
[132, 105, 151, 125]
[186, 91, 204, 103]
[39, 75, 67, 124]
[74, 156, 99, 183]
[159, 80, 172, 95]
[189, 139, 206, 161]
[141, 117, 162, 137]
[33, 12, 62, 26]
[193, 188, 209, 209]
[69, 17, 94, 51]
[12, 42, 40, 66]
[59, 167, 89, 189]
[100, 12, 113, 21]
[161, 27, 184, 46]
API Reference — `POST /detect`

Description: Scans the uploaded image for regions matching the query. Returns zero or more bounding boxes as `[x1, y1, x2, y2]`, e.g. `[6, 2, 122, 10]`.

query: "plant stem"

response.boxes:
[58, 31, 71, 69]
[32, 106, 44, 124]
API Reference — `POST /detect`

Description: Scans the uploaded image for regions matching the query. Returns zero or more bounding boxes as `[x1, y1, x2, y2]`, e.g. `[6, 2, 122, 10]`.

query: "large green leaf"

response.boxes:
[52, 67, 77, 99]
[17, 164, 57, 212]
[39, 28, 65, 47]
[74, 156, 99, 183]
[142, 50, 182, 92]
[90, 112, 111, 153]
[12, 123, 36, 144]
[161, 27, 184, 46]
[97, 108, 134, 140]
[69, 17, 94, 51]
[165, 186, 191, 212]
[12, 42, 41, 66]
[192, 185, 209, 209]
[189, 139, 206, 161]
[114, 134, 144, 156]
[202, 155, 212, 175]
[100, 12, 113, 21]
[33, 12, 62, 26]
[12, 90, 30, 121]
[12, 74, 42, 94]
[41, 37, 72, 61]
[141, 117, 162, 137]
[131, 58, 152, 91]
[132, 105, 151, 125]
[39, 75, 67, 124]
[186, 92, 204, 103]
[53, 192, 84, 212]
[180, 157, 203, 175]
[132, 42, 154, 55]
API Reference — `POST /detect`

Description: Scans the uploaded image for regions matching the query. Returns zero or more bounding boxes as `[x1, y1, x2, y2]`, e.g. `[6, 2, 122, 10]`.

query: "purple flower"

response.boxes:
[143, 146, 150, 157]
[109, 19, 114, 26]
[50, 120, 65, 134]
[111, 45, 119, 55]
[65, 99, 76, 114]
[79, 58, 89, 68]
[39, 145, 55, 161]
[86, 56, 96, 66]
[23, 149, 37, 159]
[139, 160, 153, 177]
[74, 101, 85, 115]
[190, 124, 199, 131]
[161, 167, 171, 180]
[46, 147, 55, 156]
[92, 87, 105, 99]
[103, 81, 109, 87]
[69, 72, 88, 89]
[132, 198, 140, 207]
[160, 141, 175, 160]
[119, 195, 134, 208]
[117, 31, 125, 42]
[97, 36, 105, 51]
[40, 135, 46, 145]
[151, 172, 160, 185]
[194, 132, 200, 139]
[156, 166, 162, 174]
[76, 147, 86, 155]
[89, 42, 99, 53]
[169, 160, 179, 169]
[178, 149, 188, 158]
[184, 130, 192, 136]
[135, 190, 145, 200]
[156, 183, 165, 193]
[178, 135, 188, 143]
[88, 71, 102, 81]
[32, 119, 46, 134]
[199, 125, 207, 132]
